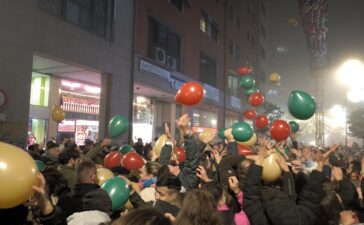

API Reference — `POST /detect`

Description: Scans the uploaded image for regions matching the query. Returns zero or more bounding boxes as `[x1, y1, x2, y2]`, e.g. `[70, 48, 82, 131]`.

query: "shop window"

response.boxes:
[228, 75, 239, 97]
[30, 72, 50, 107]
[38, 0, 114, 40]
[193, 109, 217, 129]
[200, 53, 217, 87]
[225, 112, 239, 128]
[132, 96, 153, 142]
[148, 17, 181, 71]
[200, 10, 219, 42]
[28, 119, 48, 146]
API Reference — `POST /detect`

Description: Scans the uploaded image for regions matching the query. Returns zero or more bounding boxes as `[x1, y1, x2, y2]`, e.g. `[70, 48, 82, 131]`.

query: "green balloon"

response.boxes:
[232, 122, 253, 142]
[245, 87, 259, 96]
[35, 160, 45, 172]
[108, 115, 129, 138]
[101, 176, 130, 211]
[218, 128, 226, 139]
[288, 90, 316, 120]
[239, 75, 255, 89]
[289, 121, 299, 133]
[119, 145, 133, 154]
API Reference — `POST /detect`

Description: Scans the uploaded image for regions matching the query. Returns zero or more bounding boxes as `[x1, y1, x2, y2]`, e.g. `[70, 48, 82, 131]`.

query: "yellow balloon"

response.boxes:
[153, 135, 168, 157]
[51, 105, 65, 122]
[199, 129, 215, 144]
[269, 73, 281, 83]
[237, 133, 257, 147]
[97, 168, 114, 186]
[261, 153, 282, 182]
[0, 142, 38, 208]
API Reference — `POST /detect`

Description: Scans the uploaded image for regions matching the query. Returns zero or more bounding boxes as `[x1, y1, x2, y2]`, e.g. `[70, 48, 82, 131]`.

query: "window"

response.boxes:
[148, 17, 181, 71]
[234, 43, 240, 62]
[200, 53, 217, 87]
[30, 72, 50, 107]
[38, 0, 114, 40]
[260, 46, 266, 60]
[200, 10, 219, 42]
[260, 23, 266, 39]
[229, 6, 234, 23]
[170, 0, 184, 11]
[260, 68, 266, 83]
[235, 14, 240, 30]
[251, 35, 255, 47]
[228, 75, 239, 97]
[228, 38, 234, 56]
[193, 109, 217, 129]
[260, 3, 266, 17]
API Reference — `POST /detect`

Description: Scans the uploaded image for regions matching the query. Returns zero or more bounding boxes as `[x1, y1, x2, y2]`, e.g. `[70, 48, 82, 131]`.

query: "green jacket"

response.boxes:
[58, 164, 77, 189]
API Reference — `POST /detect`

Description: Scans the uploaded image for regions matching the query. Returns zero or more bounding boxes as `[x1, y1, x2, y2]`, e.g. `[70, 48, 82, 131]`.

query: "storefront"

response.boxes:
[28, 71, 101, 147]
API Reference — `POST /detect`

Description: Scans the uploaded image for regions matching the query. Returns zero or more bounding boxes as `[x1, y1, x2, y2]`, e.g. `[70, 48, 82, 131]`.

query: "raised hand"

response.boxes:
[196, 166, 211, 183]
[228, 176, 241, 194]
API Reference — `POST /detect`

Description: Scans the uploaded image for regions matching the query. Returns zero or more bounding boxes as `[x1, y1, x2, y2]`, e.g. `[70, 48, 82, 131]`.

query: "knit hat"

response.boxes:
[67, 210, 111, 225]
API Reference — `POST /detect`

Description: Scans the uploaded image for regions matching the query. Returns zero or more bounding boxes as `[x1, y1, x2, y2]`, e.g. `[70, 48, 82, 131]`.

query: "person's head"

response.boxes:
[137, 138, 143, 144]
[167, 165, 181, 176]
[111, 208, 171, 225]
[200, 182, 229, 207]
[237, 159, 253, 179]
[42, 167, 70, 201]
[302, 146, 312, 161]
[348, 161, 361, 174]
[155, 174, 181, 203]
[174, 189, 222, 225]
[139, 161, 161, 180]
[76, 161, 98, 184]
[154, 137, 159, 142]
[84, 139, 95, 150]
[46, 143, 60, 158]
[58, 148, 81, 168]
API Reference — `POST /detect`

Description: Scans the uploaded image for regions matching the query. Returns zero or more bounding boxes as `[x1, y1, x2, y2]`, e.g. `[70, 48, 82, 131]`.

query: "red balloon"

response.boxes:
[244, 109, 257, 120]
[175, 147, 186, 163]
[238, 65, 251, 75]
[237, 145, 253, 156]
[249, 93, 265, 107]
[175, 82, 204, 106]
[122, 152, 145, 171]
[269, 120, 291, 142]
[255, 115, 269, 129]
[104, 151, 123, 169]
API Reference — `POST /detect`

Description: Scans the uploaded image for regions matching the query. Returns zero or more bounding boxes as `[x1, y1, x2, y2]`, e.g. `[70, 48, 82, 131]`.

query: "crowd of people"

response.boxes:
[1, 113, 364, 225]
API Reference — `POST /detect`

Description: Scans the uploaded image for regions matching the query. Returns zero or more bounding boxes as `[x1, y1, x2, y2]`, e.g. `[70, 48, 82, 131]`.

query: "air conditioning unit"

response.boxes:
[167, 55, 177, 70]
[155, 47, 166, 64]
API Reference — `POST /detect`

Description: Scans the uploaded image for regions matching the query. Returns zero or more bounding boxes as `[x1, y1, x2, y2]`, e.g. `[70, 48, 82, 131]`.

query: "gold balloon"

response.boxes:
[51, 105, 65, 122]
[288, 17, 298, 27]
[269, 73, 281, 84]
[199, 129, 215, 144]
[0, 142, 38, 208]
[97, 168, 114, 186]
[237, 133, 257, 147]
[153, 135, 168, 157]
[261, 153, 282, 182]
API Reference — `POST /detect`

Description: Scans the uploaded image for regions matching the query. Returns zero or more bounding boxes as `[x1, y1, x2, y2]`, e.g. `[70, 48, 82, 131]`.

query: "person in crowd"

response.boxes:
[42, 142, 60, 166]
[134, 138, 144, 156]
[56, 160, 112, 220]
[27, 143, 43, 160]
[82, 139, 95, 155]
[57, 147, 81, 189]
[111, 208, 172, 225]
[138, 161, 160, 202]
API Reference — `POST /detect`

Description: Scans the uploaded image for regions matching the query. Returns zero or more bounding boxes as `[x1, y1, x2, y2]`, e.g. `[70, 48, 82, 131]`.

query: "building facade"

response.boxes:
[0, 0, 134, 147]
[132, 0, 267, 142]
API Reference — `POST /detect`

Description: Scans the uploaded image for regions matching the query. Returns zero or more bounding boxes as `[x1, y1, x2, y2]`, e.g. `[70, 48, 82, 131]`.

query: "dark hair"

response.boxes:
[201, 181, 226, 203]
[157, 165, 171, 178]
[28, 144, 39, 151]
[58, 148, 81, 165]
[156, 174, 181, 191]
[174, 189, 222, 225]
[42, 167, 70, 197]
[316, 182, 343, 225]
[111, 208, 171, 225]
[145, 161, 161, 177]
[350, 161, 361, 173]
[47, 142, 59, 150]
[77, 161, 97, 183]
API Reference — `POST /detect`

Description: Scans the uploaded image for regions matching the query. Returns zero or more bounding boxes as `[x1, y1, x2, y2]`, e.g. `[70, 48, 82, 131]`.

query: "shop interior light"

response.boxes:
[84, 86, 101, 94]
[193, 113, 200, 117]
[136, 96, 146, 104]
[61, 80, 81, 89]
[210, 119, 217, 126]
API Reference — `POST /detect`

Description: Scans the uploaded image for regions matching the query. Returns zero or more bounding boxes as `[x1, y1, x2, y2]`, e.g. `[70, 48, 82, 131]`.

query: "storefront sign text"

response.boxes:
[140, 59, 171, 81]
